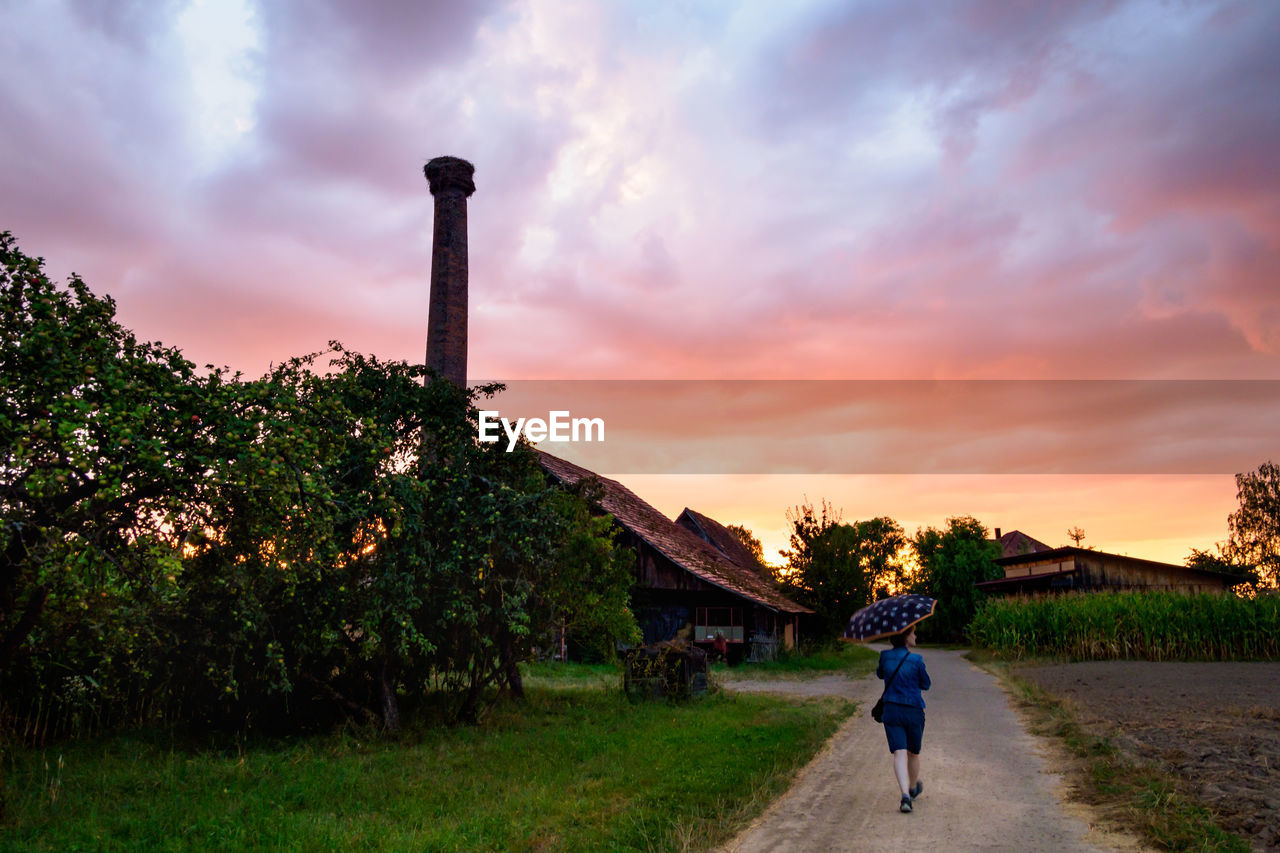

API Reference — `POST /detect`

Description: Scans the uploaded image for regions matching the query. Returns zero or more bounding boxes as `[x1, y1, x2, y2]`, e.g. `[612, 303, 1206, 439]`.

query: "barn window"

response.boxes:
[694, 607, 744, 642]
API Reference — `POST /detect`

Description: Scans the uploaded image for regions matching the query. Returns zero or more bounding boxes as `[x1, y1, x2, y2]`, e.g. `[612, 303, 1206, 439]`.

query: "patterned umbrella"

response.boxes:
[844, 594, 937, 642]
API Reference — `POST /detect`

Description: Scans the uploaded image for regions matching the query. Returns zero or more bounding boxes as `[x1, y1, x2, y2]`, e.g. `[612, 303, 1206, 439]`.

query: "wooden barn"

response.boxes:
[674, 508, 776, 587]
[538, 452, 810, 661]
[975, 545, 1247, 596]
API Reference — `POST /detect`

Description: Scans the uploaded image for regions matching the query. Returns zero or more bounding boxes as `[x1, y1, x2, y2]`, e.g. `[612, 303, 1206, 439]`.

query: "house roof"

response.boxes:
[994, 529, 1054, 559]
[536, 451, 811, 614]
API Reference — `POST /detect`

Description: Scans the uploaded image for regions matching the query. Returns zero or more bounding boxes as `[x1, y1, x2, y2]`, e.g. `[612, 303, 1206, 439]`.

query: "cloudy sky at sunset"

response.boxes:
[3, 0, 1277, 564]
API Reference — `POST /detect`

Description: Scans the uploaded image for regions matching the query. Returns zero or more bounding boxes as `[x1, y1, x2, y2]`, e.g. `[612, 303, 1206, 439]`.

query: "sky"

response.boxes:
[3, 0, 1278, 564]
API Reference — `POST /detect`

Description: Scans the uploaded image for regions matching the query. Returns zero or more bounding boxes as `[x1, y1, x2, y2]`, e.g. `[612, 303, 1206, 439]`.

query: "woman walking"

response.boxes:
[877, 624, 930, 813]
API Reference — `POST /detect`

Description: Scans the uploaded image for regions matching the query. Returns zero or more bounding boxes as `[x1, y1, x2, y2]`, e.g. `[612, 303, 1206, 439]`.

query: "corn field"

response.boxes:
[969, 591, 1280, 661]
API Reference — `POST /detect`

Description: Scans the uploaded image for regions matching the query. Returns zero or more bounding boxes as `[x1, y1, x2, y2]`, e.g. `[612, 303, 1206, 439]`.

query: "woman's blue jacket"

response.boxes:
[877, 647, 931, 709]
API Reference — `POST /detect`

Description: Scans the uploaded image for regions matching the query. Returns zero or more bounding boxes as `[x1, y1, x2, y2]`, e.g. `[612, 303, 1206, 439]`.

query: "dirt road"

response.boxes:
[720, 649, 1137, 852]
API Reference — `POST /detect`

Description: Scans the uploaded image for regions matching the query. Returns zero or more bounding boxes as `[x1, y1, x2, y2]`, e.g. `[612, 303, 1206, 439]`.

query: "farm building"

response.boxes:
[975, 545, 1247, 596]
[674, 508, 776, 587]
[537, 451, 810, 661]
[992, 528, 1053, 559]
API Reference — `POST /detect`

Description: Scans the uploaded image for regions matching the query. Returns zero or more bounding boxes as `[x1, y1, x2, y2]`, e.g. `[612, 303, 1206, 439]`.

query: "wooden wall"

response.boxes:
[998, 551, 1233, 594]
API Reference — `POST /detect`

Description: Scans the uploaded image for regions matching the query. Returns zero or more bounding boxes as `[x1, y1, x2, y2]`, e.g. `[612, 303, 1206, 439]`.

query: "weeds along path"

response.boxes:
[720, 648, 1141, 853]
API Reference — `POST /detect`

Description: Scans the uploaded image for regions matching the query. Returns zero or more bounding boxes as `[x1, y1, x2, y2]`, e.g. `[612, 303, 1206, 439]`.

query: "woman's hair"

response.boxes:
[889, 627, 913, 648]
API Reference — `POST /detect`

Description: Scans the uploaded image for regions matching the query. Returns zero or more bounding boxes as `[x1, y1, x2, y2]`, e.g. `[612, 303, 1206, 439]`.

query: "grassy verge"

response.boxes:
[518, 660, 620, 691]
[718, 642, 879, 680]
[3, 679, 851, 852]
[967, 652, 1250, 853]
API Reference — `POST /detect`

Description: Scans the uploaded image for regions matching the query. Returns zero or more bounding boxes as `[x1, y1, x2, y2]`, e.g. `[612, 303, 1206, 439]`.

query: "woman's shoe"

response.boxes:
[900, 795, 913, 813]
[910, 781, 923, 799]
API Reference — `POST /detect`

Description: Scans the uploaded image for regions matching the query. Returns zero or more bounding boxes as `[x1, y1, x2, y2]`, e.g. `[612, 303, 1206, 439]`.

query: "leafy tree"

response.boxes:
[1, 232, 638, 738]
[909, 516, 1001, 642]
[528, 478, 638, 666]
[726, 523, 766, 566]
[0, 231, 258, 716]
[1067, 526, 1086, 546]
[168, 348, 636, 726]
[779, 501, 905, 641]
[1226, 460, 1280, 589]
[1185, 547, 1256, 592]
[724, 522, 780, 587]
[160, 347, 440, 730]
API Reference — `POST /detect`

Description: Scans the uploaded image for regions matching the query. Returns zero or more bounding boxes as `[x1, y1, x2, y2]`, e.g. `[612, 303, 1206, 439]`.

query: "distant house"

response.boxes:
[976, 545, 1247, 596]
[992, 528, 1054, 559]
[537, 452, 810, 660]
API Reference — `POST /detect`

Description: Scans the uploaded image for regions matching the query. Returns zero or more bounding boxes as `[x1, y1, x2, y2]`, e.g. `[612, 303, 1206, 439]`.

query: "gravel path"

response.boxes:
[719, 649, 1142, 852]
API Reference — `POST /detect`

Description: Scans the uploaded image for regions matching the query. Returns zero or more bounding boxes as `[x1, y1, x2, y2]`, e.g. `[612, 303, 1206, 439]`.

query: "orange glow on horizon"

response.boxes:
[619, 473, 1239, 570]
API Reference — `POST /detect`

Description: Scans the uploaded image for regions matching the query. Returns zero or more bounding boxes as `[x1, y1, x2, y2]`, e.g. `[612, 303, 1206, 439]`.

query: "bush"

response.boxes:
[1, 232, 638, 738]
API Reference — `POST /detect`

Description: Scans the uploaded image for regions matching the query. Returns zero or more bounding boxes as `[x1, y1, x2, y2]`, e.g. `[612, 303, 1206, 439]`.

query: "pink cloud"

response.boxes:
[4, 0, 1277, 570]
[3, 0, 1278, 385]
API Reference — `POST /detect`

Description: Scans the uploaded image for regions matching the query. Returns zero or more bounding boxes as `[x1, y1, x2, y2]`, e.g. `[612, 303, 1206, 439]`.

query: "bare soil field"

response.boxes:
[1015, 661, 1280, 851]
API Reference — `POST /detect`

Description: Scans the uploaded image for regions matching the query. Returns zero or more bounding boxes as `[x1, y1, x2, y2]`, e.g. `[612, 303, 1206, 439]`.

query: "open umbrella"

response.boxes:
[844, 594, 936, 642]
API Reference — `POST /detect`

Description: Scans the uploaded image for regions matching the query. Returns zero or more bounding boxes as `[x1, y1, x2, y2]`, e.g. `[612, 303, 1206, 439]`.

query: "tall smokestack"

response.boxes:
[423, 156, 475, 386]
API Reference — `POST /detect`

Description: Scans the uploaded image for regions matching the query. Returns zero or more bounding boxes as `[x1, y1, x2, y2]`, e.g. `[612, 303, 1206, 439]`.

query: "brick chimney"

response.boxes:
[423, 156, 475, 386]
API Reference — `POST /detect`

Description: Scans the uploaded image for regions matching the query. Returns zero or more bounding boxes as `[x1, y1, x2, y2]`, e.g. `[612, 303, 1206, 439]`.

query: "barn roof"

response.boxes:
[536, 451, 811, 614]
[980, 546, 1251, 589]
[675, 508, 776, 583]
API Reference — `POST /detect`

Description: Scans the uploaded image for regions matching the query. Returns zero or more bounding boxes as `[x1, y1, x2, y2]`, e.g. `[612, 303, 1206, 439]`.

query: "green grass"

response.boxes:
[719, 642, 878, 679]
[969, 655, 1250, 853]
[2, 682, 852, 852]
[969, 591, 1280, 661]
[518, 660, 620, 691]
